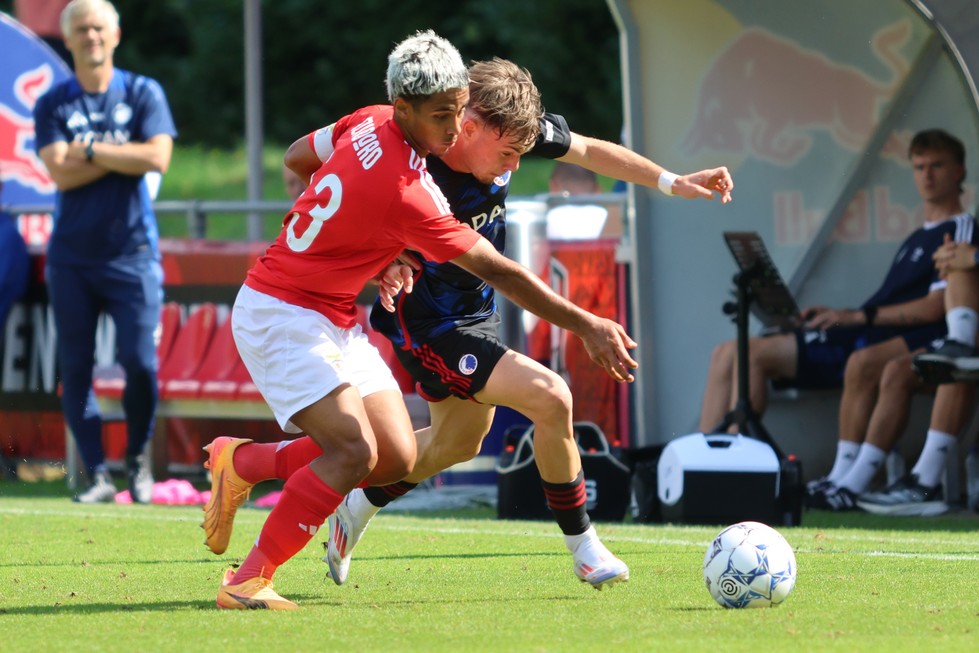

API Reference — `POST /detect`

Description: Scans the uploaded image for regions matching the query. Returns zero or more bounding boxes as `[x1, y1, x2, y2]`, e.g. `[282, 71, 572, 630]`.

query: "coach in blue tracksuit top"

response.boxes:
[33, 0, 176, 503]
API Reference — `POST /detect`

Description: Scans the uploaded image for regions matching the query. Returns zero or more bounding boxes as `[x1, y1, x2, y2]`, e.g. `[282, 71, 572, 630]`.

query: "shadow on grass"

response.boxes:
[0, 589, 600, 616]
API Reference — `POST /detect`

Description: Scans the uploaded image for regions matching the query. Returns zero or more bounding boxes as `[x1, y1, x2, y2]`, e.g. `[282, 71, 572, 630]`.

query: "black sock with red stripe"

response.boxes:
[363, 480, 418, 508]
[541, 470, 590, 536]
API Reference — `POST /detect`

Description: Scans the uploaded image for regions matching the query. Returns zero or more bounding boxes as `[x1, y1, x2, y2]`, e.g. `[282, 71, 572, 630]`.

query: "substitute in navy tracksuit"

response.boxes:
[33, 0, 176, 502]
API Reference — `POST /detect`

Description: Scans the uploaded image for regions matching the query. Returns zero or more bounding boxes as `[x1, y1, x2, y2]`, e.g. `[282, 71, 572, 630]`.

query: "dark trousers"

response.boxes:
[47, 258, 163, 477]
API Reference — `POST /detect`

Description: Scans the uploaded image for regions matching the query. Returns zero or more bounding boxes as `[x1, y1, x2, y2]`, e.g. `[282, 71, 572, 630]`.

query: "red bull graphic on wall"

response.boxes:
[652, 2, 978, 251]
[0, 13, 71, 243]
[682, 20, 911, 167]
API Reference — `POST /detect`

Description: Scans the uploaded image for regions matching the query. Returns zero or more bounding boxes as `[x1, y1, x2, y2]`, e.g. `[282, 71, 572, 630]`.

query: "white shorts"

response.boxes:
[231, 285, 400, 433]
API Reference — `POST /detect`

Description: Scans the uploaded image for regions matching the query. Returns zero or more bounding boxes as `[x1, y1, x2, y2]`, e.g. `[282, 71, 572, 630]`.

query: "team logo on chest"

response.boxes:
[112, 102, 132, 126]
[458, 354, 478, 375]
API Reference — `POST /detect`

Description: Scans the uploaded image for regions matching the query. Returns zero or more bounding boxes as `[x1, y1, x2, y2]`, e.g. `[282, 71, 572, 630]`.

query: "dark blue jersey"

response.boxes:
[862, 213, 976, 310]
[33, 68, 177, 266]
[370, 113, 572, 345]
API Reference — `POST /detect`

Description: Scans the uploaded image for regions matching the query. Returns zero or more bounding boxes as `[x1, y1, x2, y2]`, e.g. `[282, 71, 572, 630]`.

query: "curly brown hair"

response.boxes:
[467, 58, 543, 153]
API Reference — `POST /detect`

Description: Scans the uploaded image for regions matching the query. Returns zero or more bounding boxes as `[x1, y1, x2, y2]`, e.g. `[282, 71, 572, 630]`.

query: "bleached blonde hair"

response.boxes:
[386, 30, 469, 103]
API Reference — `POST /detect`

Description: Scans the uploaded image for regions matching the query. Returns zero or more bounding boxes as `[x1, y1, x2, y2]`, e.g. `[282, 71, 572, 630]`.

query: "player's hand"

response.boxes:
[673, 167, 734, 204]
[66, 139, 90, 162]
[933, 233, 976, 277]
[378, 263, 415, 312]
[578, 316, 638, 382]
[802, 305, 860, 330]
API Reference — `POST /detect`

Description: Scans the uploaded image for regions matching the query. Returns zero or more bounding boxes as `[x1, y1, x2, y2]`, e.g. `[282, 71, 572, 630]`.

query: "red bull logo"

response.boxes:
[0, 13, 70, 208]
[1, 65, 56, 194]
[682, 20, 911, 166]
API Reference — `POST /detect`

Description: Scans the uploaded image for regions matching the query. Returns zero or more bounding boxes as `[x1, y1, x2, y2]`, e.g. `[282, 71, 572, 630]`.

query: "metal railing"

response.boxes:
[6, 200, 295, 240]
[6, 192, 628, 241]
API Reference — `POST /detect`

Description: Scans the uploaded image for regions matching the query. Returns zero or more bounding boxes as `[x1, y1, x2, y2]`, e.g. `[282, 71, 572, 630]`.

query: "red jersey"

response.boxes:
[245, 105, 480, 328]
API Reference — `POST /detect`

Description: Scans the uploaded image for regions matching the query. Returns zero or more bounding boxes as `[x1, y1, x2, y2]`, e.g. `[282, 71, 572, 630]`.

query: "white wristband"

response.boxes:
[658, 171, 678, 196]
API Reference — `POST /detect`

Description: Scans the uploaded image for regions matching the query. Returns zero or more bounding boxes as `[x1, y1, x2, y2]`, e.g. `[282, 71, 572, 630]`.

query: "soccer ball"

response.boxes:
[703, 521, 796, 608]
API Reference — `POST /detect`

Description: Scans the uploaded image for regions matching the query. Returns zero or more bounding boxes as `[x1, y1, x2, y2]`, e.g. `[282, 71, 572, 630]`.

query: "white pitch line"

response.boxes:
[3, 505, 978, 561]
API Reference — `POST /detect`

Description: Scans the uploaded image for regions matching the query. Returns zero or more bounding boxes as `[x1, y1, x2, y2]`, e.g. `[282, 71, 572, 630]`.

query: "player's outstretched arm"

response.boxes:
[451, 238, 638, 382]
[560, 133, 733, 203]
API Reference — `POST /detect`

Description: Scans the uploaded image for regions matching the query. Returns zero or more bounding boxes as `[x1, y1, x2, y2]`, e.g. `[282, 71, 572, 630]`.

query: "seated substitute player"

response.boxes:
[912, 237, 979, 381]
[201, 57, 733, 593]
[698, 129, 975, 510]
[209, 33, 638, 611]
[853, 236, 979, 515]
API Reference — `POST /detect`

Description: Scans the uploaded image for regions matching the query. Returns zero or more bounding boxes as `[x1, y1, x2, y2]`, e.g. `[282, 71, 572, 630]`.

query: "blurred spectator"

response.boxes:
[14, 0, 72, 65]
[545, 161, 612, 240]
[33, 0, 176, 504]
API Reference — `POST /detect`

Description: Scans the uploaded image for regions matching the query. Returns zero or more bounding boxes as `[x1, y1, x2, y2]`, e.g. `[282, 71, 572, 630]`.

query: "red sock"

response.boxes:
[232, 442, 280, 484]
[274, 437, 323, 480]
[234, 465, 343, 582]
[232, 545, 277, 582]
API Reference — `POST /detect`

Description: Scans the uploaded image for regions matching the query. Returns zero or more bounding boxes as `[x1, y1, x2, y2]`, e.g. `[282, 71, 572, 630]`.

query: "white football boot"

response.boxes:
[324, 489, 379, 585]
[567, 526, 630, 590]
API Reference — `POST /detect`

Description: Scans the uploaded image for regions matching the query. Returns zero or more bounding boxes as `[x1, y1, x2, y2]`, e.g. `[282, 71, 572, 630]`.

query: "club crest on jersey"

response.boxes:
[492, 170, 511, 188]
[112, 102, 132, 126]
[458, 354, 478, 375]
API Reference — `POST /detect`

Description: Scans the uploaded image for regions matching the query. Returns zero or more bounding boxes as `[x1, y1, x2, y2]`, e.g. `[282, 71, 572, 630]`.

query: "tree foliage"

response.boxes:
[3, 0, 620, 147]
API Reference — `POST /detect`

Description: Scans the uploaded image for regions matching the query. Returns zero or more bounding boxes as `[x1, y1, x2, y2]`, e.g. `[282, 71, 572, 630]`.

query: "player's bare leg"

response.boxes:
[222, 385, 416, 608]
[699, 339, 737, 432]
[329, 351, 627, 589]
[326, 394, 495, 585]
[482, 352, 628, 589]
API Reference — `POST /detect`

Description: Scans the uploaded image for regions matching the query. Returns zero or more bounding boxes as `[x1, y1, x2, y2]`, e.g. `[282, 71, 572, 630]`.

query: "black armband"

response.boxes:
[862, 305, 877, 326]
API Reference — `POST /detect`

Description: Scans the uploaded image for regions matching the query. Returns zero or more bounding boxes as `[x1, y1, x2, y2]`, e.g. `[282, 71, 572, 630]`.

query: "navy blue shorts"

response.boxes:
[392, 318, 508, 402]
[786, 323, 946, 390]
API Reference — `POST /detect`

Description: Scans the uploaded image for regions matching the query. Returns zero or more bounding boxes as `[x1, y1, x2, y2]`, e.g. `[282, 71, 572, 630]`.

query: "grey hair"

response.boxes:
[60, 0, 120, 37]
[385, 30, 469, 103]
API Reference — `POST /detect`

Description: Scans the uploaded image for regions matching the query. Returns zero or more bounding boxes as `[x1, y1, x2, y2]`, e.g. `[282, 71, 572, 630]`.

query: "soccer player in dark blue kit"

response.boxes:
[34, 0, 176, 503]
[202, 58, 732, 588]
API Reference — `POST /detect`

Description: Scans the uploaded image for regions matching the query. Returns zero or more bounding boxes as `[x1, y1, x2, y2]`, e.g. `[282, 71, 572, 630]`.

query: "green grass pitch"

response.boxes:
[1, 481, 978, 652]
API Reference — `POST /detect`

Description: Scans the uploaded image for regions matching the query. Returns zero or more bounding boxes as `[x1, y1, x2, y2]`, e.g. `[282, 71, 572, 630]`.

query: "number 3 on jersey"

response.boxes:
[287, 173, 342, 252]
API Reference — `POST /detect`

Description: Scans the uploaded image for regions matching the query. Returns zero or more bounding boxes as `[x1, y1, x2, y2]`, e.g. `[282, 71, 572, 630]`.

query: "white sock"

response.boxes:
[911, 429, 958, 488]
[564, 525, 599, 554]
[347, 487, 382, 521]
[946, 307, 978, 345]
[836, 443, 887, 494]
[825, 440, 861, 484]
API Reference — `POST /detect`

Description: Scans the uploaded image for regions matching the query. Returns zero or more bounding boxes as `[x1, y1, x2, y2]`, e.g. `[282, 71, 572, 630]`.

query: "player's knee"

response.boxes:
[325, 433, 378, 480]
[879, 359, 918, 394]
[709, 340, 736, 373]
[525, 377, 573, 427]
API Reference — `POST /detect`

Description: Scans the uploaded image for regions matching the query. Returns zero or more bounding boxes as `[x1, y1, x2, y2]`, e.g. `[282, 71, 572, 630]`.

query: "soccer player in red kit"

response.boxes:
[212, 31, 637, 610]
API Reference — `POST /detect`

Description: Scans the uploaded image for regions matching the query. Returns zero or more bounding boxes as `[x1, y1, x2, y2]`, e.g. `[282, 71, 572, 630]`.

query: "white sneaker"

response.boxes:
[324, 490, 376, 585]
[567, 527, 630, 590]
[74, 470, 116, 504]
[126, 454, 154, 504]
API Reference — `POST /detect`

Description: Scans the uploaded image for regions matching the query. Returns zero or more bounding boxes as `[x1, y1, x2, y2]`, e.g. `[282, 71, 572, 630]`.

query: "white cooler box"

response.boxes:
[657, 432, 783, 525]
